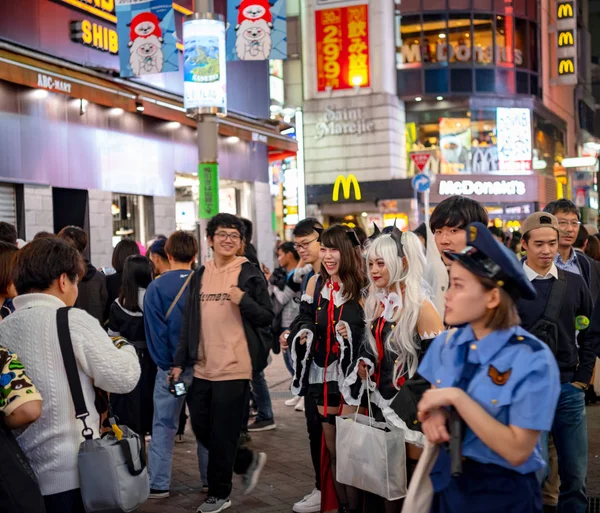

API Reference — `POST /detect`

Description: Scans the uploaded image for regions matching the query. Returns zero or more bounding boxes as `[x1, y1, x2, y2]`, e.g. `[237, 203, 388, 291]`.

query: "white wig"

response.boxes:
[364, 231, 432, 382]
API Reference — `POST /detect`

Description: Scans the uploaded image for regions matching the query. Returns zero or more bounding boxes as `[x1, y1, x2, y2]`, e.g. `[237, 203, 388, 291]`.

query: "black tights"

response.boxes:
[321, 422, 361, 511]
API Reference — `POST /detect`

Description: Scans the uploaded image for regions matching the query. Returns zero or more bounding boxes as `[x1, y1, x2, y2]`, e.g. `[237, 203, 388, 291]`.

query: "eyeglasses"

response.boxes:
[557, 220, 581, 228]
[214, 232, 241, 242]
[294, 237, 319, 251]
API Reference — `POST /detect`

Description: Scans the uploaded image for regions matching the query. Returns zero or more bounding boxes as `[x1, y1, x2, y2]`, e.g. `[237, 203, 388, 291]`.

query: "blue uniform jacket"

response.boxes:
[144, 270, 193, 371]
[419, 325, 560, 474]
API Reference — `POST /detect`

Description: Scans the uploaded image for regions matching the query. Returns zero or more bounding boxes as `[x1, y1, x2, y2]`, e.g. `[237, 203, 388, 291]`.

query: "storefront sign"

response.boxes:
[55, 0, 117, 23]
[226, 0, 287, 61]
[183, 17, 227, 116]
[398, 42, 523, 67]
[115, 0, 178, 77]
[315, 4, 370, 92]
[198, 163, 220, 219]
[332, 174, 362, 201]
[69, 19, 119, 53]
[438, 179, 526, 197]
[315, 106, 375, 140]
[556, 0, 577, 85]
[37, 73, 72, 94]
[497, 108, 532, 171]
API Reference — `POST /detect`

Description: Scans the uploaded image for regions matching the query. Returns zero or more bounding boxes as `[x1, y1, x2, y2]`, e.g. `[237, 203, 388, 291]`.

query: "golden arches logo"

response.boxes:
[332, 174, 362, 201]
[558, 31, 574, 46]
[559, 59, 575, 74]
[557, 3, 574, 18]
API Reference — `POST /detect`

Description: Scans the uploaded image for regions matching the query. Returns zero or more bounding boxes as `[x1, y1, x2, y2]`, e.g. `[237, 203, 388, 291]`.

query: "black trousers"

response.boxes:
[304, 392, 322, 490]
[188, 377, 254, 499]
[44, 488, 85, 513]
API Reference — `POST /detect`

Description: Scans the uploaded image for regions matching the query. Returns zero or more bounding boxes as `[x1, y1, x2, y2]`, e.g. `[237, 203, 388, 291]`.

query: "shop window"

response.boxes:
[451, 69, 473, 91]
[473, 0, 492, 10]
[422, 14, 448, 64]
[112, 194, 151, 247]
[473, 14, 494, 64]
[475, 69, 496, 91]
[496, 15, 515, 66]
[471, 109, 498, 172]
[399, 15, 422, 66]
[424, 69, 449, 93]
[448, 15, 472, 63]
[516, 71, 529, 94]
[529, 22, 538, 71]
[530, 74, 538, 96]
[515, 18, 528, 68]
[398, 69, 423, 96]
[496, 69, 516, 94]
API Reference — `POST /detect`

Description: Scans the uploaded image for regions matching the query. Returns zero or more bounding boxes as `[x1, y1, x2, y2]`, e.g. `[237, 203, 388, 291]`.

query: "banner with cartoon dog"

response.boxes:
[226, 0, 287, 61]
[116, 0, 178, 78]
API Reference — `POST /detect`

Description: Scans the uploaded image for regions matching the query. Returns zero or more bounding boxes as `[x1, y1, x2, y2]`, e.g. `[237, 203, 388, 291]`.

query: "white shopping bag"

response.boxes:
[335, 381, 407, 501]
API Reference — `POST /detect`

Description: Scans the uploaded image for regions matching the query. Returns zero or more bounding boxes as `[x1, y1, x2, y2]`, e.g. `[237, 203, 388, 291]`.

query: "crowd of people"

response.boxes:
[0, 195, 599, 513]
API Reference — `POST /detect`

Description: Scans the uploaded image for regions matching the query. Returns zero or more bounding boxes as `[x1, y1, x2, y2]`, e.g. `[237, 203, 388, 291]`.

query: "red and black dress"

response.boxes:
[289, 278, 364, 416]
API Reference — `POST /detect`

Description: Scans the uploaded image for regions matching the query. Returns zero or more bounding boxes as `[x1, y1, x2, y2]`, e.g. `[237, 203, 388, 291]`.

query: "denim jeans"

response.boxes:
[252, 370, 274, 421]
[538, 382, 587, 513]
[282, 349, 294, 377]
[149, 368, 208, 490]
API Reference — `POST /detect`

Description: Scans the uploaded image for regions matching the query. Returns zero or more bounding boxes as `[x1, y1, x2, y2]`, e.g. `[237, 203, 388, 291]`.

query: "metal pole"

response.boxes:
[194, 0, 218, 264]
[424, 189, 430, 227]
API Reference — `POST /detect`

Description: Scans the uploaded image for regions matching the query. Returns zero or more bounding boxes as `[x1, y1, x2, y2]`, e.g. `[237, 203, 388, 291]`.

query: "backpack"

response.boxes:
[527, 269, 567, 355]
[0, 416, 46, 513]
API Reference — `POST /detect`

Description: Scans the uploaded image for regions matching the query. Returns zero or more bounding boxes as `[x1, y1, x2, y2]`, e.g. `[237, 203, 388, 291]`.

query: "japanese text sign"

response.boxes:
[199, 163, 220, 219]
[315, 4, 370, 92]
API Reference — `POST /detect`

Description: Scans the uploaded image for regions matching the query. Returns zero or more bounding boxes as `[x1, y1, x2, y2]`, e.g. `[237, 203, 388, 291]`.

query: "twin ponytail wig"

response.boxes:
[364, 231, 432, 382]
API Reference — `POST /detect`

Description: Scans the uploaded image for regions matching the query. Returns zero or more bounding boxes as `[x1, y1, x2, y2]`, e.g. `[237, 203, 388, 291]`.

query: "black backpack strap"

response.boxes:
[56, 307, 93, 440]
[543, 269, 567, 322]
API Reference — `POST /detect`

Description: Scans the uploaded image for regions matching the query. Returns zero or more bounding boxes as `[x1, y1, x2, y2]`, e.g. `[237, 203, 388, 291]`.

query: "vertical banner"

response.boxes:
[226, 0, 287, 60]
[115, 0, 178, 78]
[183, 18, 227, 116]
[556, 0, 577, 84]
[315, 4, 370, 92]
[198, 163, 220, 219]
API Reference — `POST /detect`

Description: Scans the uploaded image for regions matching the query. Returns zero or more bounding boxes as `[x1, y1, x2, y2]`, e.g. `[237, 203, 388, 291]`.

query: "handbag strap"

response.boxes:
[543, 269, 567, 322]
[118, 439, 147, 476]
[56, 307, 94, 440]
[165, 271, 193, 320]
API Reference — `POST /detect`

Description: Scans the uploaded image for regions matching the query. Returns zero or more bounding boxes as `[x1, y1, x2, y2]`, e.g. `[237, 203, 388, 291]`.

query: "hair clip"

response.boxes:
[390, 226, 405, 258]
[346, 230, 361, 247]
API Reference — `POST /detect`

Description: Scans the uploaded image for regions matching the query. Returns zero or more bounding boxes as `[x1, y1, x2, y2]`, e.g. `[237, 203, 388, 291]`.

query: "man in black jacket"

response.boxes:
[58, 226, 108, 325]
[517, 212, 594, 513]
[173, 214, 273, 513]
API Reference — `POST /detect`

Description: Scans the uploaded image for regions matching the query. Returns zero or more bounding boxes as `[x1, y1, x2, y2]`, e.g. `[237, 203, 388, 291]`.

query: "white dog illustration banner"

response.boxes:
[116, 0, 178, 78]
[226, 0, 287, 61]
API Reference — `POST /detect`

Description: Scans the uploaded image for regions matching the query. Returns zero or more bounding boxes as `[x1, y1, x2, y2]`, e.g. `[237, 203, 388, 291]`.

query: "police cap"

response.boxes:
[445, 222, 536, 300]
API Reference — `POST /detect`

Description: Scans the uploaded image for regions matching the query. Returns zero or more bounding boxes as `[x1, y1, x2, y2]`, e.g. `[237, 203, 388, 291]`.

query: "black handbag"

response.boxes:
[0, 415, 46, 513]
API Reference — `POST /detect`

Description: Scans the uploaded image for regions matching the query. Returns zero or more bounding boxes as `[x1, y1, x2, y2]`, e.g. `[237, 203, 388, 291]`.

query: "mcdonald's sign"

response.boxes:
[558, 30, 575, 46]
[557, 2, 574, 19]
[332, 174, 362, 201]
[558, 58, 575, 75]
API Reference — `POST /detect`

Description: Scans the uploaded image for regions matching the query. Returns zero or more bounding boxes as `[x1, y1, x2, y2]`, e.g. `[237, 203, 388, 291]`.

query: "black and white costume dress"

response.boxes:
[289, 278, 365, 411]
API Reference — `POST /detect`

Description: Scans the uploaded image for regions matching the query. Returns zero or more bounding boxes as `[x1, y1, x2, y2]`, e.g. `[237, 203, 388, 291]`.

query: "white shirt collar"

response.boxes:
[523, 261, 558, 282]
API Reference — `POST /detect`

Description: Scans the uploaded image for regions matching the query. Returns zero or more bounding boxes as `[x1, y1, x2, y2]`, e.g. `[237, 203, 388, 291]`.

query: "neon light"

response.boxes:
[56, 0, 117, 23]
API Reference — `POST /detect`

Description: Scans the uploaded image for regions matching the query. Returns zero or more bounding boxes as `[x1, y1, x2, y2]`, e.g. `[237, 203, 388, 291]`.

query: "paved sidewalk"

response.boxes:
[139, 352, 314, 513]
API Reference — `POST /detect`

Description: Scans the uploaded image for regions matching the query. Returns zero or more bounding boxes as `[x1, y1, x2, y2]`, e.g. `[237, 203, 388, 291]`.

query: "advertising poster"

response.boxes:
[316, 4, 370, 92]
[439, 118, 471, 174]
[198, 163, 220, 219]
[115, 0, 178, 78]
[497, 108, 532, 171]
[183, 19, 227, 113]
[226, 0, 287, 61]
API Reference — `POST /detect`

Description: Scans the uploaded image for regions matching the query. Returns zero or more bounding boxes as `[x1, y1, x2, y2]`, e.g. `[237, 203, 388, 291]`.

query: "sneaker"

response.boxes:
[293, 488, 321, 513]
[249, 408, 259, 417]
[197, 496, 231, 513]
[294, 397, 305, 412]
[247, 418, 276, 432]
[242, 451, 267, 495]
[149, 489, 170, 499]
[285, 396, 301, 407]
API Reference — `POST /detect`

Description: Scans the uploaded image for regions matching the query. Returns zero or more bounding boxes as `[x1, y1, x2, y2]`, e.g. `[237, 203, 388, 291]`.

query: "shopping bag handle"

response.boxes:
[354, 373, 374, 428]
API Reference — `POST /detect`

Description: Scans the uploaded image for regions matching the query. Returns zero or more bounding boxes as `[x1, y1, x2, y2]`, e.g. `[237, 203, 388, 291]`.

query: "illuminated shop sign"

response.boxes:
[332, 174, 362, 201]
[70, 20, 119, 53]
[37, 73, 72, 93]
[556, 0, 577, 84]
[496, 108, 532, 171]
[55, 0, 117, 22]
[438, 179, 526, 196]
[315, 106, 375, 140]
[398, 41, 523, 66]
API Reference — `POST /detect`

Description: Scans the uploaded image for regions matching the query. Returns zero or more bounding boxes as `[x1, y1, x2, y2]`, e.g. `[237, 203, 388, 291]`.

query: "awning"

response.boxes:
[0, 42, 297, 153]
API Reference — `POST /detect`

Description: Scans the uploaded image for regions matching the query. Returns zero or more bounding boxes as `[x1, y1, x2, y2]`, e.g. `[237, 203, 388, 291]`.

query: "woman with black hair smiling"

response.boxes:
[289, 224, 366, 513]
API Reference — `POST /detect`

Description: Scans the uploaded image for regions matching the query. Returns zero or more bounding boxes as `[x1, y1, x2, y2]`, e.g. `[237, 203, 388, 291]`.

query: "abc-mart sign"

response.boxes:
[438, 179, 526, 196]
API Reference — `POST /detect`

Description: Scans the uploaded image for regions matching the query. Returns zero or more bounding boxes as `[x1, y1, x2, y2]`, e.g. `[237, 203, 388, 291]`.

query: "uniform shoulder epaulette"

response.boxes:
[510, 331, 546, 352]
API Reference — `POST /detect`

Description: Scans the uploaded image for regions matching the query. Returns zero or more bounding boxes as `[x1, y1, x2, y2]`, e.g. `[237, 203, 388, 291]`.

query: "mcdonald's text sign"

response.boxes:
[332, 174, 362, 202]
[556, 0, 577, 84]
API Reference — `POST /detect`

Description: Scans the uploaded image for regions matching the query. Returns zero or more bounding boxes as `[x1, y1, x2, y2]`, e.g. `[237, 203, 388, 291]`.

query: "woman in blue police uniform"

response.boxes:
[416, 222, 561, 513]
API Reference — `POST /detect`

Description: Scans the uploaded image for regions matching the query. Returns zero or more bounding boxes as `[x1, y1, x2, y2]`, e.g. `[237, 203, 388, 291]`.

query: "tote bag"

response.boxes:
[336, 379, 407, 501]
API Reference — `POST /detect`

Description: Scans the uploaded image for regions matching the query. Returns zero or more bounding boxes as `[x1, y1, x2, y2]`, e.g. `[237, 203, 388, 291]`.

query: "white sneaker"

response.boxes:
[294, 397, 305, 412]
[285, 396, 301, 407]
[293, 488, 321, 513]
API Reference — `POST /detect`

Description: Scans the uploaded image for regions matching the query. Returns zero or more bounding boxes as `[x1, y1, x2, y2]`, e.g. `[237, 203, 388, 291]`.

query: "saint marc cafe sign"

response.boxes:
[315, 106, 375, 140]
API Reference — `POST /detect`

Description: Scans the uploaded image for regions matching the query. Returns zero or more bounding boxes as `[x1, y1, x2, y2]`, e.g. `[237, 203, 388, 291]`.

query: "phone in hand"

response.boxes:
[169, 379, 187, 397]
